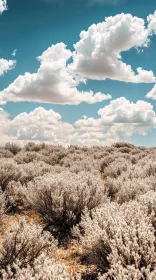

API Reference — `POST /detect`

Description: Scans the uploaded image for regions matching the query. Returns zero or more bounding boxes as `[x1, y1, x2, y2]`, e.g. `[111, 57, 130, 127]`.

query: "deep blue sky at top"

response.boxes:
[0, 0, 156, 143]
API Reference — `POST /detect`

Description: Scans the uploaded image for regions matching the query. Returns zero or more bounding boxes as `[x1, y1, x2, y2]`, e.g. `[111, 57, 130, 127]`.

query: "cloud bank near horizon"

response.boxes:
[0, 97, 156, 146]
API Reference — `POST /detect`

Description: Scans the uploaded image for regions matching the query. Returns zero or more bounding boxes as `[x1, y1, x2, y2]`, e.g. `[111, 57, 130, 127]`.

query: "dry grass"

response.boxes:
[55, 244, 97, 276]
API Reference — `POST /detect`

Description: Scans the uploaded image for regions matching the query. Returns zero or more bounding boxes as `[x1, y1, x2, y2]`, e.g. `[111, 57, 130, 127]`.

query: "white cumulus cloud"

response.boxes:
[69, 13, 156, 83]
[0, 97, 155, 146]
[0, 43, 111, 105]
[9, 107, 74, 145]
[146, 84, 156, 100]
[75, 97, 156, 144]
[0, 0, 7, 14]
[147, 11, 156, 35]
[0, 59, 16, 77]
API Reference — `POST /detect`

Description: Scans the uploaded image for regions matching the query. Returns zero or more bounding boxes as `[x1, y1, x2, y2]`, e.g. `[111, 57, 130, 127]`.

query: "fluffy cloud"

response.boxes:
[1, 12, 156, 106]
[75, 97, 156, 144]
[9, 107, 74, 145]
[0, 108, 10, 144]
[0, 0, 7, 14]
[98, 97, 156, 124]
[0, 107, 8, 130]
[1, 97, 156, 146]
[147, 11, 156, 35]
[70, 13, 156, 83]
[0, 43, 111, 105]
[0, 106, 119, 146]
[0, 59, 16, 77]
[146, 84, 156, 100]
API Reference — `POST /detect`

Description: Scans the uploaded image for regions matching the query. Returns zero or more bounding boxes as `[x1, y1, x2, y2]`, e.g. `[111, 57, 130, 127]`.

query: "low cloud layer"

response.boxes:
[75, 97, 156, 145]
[0, 97, 156, 146]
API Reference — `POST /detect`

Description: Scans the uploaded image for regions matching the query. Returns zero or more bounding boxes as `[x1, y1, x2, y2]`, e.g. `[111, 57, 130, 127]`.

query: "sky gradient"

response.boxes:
[0, 0, 156, 146]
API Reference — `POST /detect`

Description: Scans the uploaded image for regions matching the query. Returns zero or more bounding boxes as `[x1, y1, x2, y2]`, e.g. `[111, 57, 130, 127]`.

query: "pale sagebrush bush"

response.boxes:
[2, 254, 72, 280]
[0, 159, 22, 192]
[14, 151, 44, 164]
[132, 151, 149, 162]
[43, 151, 67, 166]
[5, 143, 21, 155]
[19, 161, 65, 185]
[98, 262, 156, 280]
[131, 156, 138, 164]
[24, 142, 46, 152]
[69, 157, 99, 174]
[19, 161, 55, 184]
[69, 161, 93, 174]
[0, 190, 5, 225]
[75, 201, 156, 275]
[0, 219, 57, 274]
[105, 147, 116, 153]
[59, 152, 88, 168]
[5, 181, 25, 211]
[26, 143, 67, 165]
[100, 155, 117, 173]
[130, 148, 142, 155]
[103, 153, 156, 203]
[104, 158, 129, 179]
[117, 147, 132, 154]
[108, 159, 156, 182]
[105, 176, 156, 203]
[42, 143, 65, 153]
[0, 148, 14, 158]
[138, 191, 156, 230]
[100, 152, 131, 174]
[112, 142, 135, 149]
[25, 171, 107, 242]
[5, 163, 67, 212]
[39, 145, 67, 165]
[93, 151, 109, 160]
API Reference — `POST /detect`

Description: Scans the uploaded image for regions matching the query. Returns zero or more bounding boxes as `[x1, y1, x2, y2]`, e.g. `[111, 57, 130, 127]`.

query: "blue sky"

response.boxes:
[0, 0, 156, 146]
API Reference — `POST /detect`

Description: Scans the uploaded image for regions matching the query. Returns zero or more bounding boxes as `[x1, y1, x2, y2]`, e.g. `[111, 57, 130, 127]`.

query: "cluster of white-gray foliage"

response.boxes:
[0, 142, 155, 279]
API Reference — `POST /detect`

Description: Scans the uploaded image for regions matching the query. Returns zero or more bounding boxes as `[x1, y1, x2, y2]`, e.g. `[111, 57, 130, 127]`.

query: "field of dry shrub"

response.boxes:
[0, 142, 155, 279]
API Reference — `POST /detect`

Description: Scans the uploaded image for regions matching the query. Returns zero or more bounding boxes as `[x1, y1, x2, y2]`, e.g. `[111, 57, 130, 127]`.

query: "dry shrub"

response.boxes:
[0, 190, 5, 225]
[0, 219, 56, 275]
[75, 201, 156, 277]
[14, 151, 44, 164]
[0, 142, 155, 279]
[24, 142, 46, 152]
[112, 142, 134, 149]
[0, 148, 14, 159]
[5, 143, 21, 155]
[25, 171, 107, 243]
[0, 159, 22, 192]
[105, 176, 156, 203]
[2, 253, 72, 280]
